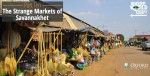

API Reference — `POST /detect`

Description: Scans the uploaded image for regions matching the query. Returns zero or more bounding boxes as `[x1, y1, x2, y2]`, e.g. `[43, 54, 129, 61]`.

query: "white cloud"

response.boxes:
[82, 0, 101, 6]
[88, 0, 101, 6]
[67, 11, 101, 17]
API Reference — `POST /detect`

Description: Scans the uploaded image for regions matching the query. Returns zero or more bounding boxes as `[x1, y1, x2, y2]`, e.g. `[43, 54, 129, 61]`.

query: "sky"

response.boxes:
[42, 0, 150, 40]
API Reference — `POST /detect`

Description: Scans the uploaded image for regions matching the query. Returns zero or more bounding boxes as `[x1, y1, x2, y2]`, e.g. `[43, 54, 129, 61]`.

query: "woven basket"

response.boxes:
[0, 61, 6, 76]
[0, 48, 7, 61]
[2, 31, 21, 50]
[10, 56, 17, 75]
[91, 53, 98, 56]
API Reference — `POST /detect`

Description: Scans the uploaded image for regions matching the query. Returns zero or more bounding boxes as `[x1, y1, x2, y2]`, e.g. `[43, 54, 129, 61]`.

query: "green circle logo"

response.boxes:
[133, 6, 139, 10]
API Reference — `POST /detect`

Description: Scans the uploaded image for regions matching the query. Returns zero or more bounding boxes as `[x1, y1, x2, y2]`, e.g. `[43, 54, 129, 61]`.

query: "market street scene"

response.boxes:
[75, 46, 150, 76]
[0, 0, 150, 76]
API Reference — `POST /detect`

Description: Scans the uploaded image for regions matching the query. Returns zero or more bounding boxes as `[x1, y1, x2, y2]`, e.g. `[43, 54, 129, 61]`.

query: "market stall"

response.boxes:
[0, 11, 110, 76]
[0, 21, 75, 76]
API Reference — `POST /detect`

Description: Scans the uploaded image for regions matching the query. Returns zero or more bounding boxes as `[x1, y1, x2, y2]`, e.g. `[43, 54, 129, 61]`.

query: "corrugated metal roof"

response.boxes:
[49, 13, 90, 30]
[134, 35, 150, 38]
[28, 27, 60, 32]
[49, 18, 72, 30]
[69, 16, 89, 29]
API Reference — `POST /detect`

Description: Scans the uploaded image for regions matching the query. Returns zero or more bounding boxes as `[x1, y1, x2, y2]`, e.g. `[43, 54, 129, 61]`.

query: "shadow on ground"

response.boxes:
[143, 51, 150, 55]
[135, 48, 150, 55]
[136, 48, 142, 51]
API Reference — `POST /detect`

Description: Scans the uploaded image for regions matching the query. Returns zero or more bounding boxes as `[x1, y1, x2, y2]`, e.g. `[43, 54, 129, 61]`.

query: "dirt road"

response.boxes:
[74, 46, 150, 76]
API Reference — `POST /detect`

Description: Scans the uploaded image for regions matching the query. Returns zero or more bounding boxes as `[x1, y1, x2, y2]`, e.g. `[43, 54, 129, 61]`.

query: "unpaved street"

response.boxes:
[75, 46, 150, 76]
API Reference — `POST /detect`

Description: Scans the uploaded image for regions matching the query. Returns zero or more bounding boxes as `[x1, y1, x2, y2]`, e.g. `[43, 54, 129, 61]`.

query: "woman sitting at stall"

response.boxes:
[70, 48, 87, 70]
[75, 51, 87, 70]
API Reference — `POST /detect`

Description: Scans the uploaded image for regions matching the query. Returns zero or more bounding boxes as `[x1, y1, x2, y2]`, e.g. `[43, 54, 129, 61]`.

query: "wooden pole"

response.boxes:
[49, 33, 52, 52]
[9, 24, 12, 55]
[49, 33, 52, 51]
[57, 33, 58, 49]
[43, 33, 45, 49]
[38, 39, 40, 75]
[17, 33, 35, 64]
[7, 23, 10, 55]
[40, 32, 42, 75]
[48, 32, 49, 49]
[46, 32, 49, 49]
[54, 32, 55, 50]
[41, 32, 44, 76]
[75, 32, 88, 48]
[61, 32, 62, 54]
[42, 32, 46, 76]
[51, 28, 62, 50]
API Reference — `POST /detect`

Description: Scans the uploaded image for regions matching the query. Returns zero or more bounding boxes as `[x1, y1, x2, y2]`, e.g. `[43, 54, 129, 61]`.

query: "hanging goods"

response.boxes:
[2, 31, 21, 50]
[0, 48, 7, 61]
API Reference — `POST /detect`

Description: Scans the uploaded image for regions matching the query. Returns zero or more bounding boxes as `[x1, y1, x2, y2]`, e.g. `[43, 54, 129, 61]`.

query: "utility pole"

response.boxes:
[141, 31, 150, 35]
[134, 30, 138, 35]
[142, 32, 145, 35]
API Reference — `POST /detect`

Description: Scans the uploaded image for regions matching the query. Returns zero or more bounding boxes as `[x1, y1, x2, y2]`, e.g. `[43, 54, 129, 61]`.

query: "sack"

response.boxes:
[90, 51, 95, 54]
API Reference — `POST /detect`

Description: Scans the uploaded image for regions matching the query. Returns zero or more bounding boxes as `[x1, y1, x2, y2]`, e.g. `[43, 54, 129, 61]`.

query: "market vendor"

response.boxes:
[69, 48, 78, 66]
[75, 49, 87, 70]
[90, 46, 100, 61]
[69, 48, 87, 69]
